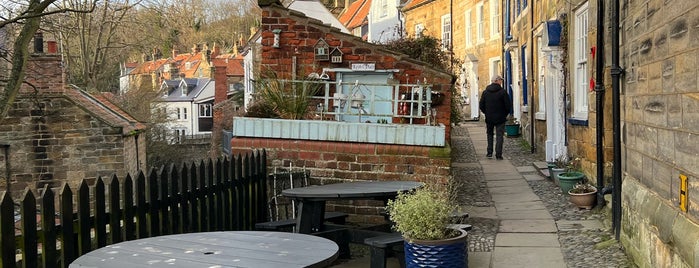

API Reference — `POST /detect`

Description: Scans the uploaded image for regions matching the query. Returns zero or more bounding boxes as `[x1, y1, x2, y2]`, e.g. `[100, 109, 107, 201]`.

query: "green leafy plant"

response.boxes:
[385, 185, 459, 242]
[550, 156, 569, 169]
[252, 70, 322, 120]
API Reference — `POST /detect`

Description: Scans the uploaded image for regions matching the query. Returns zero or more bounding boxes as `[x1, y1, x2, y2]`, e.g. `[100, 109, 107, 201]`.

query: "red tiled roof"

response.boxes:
[65, 89, 146, 135]
[339, 0, 371, 30]
[213, 56, 244, 77]
[129, 59, 168, 75]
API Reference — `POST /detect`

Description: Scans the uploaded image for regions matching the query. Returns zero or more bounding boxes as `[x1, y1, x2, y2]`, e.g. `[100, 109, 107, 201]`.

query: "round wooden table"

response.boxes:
[69, 231, 339, 268]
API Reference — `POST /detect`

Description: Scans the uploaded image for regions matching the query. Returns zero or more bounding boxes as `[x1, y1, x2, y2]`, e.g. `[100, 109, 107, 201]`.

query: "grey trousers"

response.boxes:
[486, 122, 506, 157]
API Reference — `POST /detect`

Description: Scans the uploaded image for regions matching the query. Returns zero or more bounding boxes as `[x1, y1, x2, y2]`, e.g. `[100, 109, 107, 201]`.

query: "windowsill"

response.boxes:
[535, 112, 546, 120]
[568, 117, 588, 126]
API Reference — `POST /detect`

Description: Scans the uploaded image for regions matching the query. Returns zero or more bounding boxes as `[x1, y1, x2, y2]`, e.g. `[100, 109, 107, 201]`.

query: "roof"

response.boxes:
[66, 88, 146, 135]
[159, 78, 213, 102]
[288, 0, 350, 33]
[402, 0, 431, 11]
[339, 0, 371, 30]
[213, 55, 244, 77]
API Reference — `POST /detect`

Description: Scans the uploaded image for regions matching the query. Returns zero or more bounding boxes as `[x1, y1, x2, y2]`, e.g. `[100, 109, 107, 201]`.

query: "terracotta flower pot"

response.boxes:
[568, 187, 597, 209]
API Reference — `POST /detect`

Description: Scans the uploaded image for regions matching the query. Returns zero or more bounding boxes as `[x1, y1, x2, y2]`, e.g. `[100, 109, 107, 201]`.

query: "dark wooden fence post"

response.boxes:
[20, 189, 38, 268]
[40, 185, 57, 267]
[169, 164, 181, 234]
[109, 175, 123, 244]
[0, 192, 16, 267]
[59, 184, 75, 267]
[159, 166, 170, 235]
[95, 177, 107, 248]
[123, 175, 135, 241]
[147, 168, 161, 237]
[77, 181, 91, 255]
[135, 171, 147, 239]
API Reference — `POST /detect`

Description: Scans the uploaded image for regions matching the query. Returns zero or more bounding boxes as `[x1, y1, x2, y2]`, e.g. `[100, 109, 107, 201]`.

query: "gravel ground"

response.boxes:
[451, 122, 636, 267]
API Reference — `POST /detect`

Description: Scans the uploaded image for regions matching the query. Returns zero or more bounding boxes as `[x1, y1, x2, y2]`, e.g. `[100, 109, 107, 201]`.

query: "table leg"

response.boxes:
[296, 200, 325, 234]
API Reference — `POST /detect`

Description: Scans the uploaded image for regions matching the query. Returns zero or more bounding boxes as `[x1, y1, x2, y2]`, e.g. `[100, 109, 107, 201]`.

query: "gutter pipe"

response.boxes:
[610, 0, 623, 240]
[594, 0, 606, 208]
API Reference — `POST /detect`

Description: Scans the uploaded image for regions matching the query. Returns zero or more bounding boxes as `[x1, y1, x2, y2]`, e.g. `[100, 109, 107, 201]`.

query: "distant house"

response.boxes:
[0, 39, 146, 195]
[338, 0, 371, 40]
[155, 77, 215, 142]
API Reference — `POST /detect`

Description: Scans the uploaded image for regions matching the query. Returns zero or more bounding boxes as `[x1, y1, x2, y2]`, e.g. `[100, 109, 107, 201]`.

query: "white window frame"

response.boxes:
[573, 2, 589, 119]
[536, 35, 546, 119]
[490, 0, 500, 38]
[476, 2, 485, 43]
[489, 57, 501, 83]
[441, 14, 451, 50]
[465, 10, 472, 47]
[415, 23, 424, 38]
[380, 0, 388, 17]
[199, 103, 212, 118]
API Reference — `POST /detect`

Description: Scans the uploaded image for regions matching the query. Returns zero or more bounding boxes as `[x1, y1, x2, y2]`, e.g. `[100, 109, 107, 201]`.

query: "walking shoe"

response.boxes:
[486, 153, 493, 158]
[496, 156, 504, 160]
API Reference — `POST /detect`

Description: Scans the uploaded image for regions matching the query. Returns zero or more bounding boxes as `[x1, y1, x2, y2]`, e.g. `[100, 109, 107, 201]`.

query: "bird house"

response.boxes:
[330, 47, 343, 63]
[314, 39, 329, 61]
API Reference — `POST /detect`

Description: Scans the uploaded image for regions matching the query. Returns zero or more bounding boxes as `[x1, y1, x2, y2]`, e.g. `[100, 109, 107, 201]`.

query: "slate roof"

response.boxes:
[159, 78, 212, 102]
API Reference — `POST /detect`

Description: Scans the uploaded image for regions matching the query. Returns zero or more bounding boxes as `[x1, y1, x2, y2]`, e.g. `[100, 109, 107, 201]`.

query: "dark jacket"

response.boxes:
[479, 83, 512, 125]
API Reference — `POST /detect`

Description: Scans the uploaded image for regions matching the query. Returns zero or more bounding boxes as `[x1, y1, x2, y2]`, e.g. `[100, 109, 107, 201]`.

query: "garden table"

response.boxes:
[281, 181, 423, 234]
[69, 231, 338, 268]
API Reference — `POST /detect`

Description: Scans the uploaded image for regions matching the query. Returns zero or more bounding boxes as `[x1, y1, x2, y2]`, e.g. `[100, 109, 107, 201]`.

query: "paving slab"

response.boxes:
[496, 200, 548, 212]
[467, 252, 492, 268]
[488, 185, 535, 195]
[480, 164, 519, 174]
[516, 166, 538, 173]
[491, 247, 565, 267]
[452, 162, 482, 169]
[499, 219, 558, 233]
[533, 161, 550, 169]
[494, 233, 561, 247]
[491, 192, 540, 203]
[497, 209, 553, 220]
[483, 173, 524, 181]
[487, 179, 530, 188]
[556, 219, 604, 231]
[523, 174, 546, 181]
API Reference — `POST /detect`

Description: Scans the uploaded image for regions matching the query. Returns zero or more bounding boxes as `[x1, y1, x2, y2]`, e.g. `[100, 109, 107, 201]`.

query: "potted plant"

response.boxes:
[385, 185, 467, 267]
[505, 117, 521, 137]
[557, 157, 585, 194]
[568, 180, 597, 209]
[547, 156, 568, 186]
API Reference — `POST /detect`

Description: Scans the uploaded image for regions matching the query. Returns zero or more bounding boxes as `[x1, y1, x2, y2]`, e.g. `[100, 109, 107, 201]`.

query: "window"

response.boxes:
[476, 2, 485, 42]
[415, 23, 424, 38]
[536, 36, 546, 118]
[176, 108, 182, 119]
[465, 10, 472, 46]
[489, 57, 501, 83]
[441, 14, 451, 49]
[380, 0, 388, 17]
[573, 2, 589, 119]
[199, 103, 212, 118]
[177, 107, 188, 120]
[490, 0, 500, 38]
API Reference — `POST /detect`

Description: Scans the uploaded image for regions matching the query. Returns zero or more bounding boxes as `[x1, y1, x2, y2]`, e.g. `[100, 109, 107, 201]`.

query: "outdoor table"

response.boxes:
[69, 231, 339, 268]
[282, 181, 423, 234]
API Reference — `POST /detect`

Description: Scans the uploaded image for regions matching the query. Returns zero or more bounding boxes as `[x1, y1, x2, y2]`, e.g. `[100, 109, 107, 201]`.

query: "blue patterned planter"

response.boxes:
[404, 229, 468, 268]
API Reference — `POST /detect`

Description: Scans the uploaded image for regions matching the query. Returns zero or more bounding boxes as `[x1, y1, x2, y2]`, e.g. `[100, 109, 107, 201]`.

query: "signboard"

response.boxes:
[351, 63, 376, 71]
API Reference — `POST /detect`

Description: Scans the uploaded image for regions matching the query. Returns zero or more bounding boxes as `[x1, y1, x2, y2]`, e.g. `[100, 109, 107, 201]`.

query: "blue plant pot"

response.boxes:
[404, 229, 468, 268]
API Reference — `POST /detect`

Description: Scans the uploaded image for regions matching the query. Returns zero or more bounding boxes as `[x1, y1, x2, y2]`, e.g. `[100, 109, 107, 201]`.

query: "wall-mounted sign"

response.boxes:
[351, 63, 375, 71]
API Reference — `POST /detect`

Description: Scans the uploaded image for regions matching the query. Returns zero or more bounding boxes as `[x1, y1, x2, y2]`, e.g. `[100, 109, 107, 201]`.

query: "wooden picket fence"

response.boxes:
[0, 150, 268, 268]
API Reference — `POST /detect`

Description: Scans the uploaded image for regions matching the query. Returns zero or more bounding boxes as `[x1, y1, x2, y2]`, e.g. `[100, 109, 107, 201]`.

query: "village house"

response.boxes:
[0, 37, 146, 196]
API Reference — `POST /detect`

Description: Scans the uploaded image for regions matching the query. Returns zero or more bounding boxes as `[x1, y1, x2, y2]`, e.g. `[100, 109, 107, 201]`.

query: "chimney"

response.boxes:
[212, 43, 220, 58]
[34, 32, 44, 53]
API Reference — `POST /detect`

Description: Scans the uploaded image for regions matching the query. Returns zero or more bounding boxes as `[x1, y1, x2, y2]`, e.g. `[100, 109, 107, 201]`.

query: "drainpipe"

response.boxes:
[610, 0, 623, 240]
[529, 1, 536, 153]
[594, 0, 606, 208]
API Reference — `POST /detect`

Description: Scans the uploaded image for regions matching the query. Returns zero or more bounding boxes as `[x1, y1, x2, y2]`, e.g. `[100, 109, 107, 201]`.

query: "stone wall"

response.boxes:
[620, 0, 699, 267]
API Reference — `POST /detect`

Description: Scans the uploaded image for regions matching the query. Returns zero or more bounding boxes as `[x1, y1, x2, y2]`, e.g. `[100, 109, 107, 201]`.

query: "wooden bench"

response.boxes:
[254, 212, 349, 231]
[363, 224, 473, 268]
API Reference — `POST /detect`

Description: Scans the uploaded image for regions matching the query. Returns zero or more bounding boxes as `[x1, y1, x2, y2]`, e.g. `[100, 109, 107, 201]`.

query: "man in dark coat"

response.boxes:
[479, 74, 512, 160]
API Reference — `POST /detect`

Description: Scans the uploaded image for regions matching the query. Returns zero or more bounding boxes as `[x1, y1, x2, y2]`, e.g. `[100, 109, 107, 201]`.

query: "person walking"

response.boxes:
[479, 74, 512, 160]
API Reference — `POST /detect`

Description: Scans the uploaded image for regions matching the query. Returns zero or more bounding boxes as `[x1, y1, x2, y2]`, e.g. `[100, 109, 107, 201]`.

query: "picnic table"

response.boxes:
[69, 231, 339, 268]
[281, 181, 423, 234]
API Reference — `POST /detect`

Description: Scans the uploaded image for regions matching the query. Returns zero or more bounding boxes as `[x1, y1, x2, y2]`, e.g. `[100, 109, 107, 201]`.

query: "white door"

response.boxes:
[544, 47, 567, 161]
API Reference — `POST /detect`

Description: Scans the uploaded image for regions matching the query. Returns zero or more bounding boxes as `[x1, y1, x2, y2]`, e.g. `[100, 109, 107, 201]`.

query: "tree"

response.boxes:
[0, 0, 96, 120]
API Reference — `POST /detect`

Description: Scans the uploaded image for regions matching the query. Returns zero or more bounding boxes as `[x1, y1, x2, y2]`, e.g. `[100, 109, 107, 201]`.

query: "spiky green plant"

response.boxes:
[253, 71, 321, 120]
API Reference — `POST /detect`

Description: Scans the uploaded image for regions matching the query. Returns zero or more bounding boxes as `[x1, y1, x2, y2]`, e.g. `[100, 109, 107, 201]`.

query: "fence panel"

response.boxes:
[0, 151, 268, 267]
